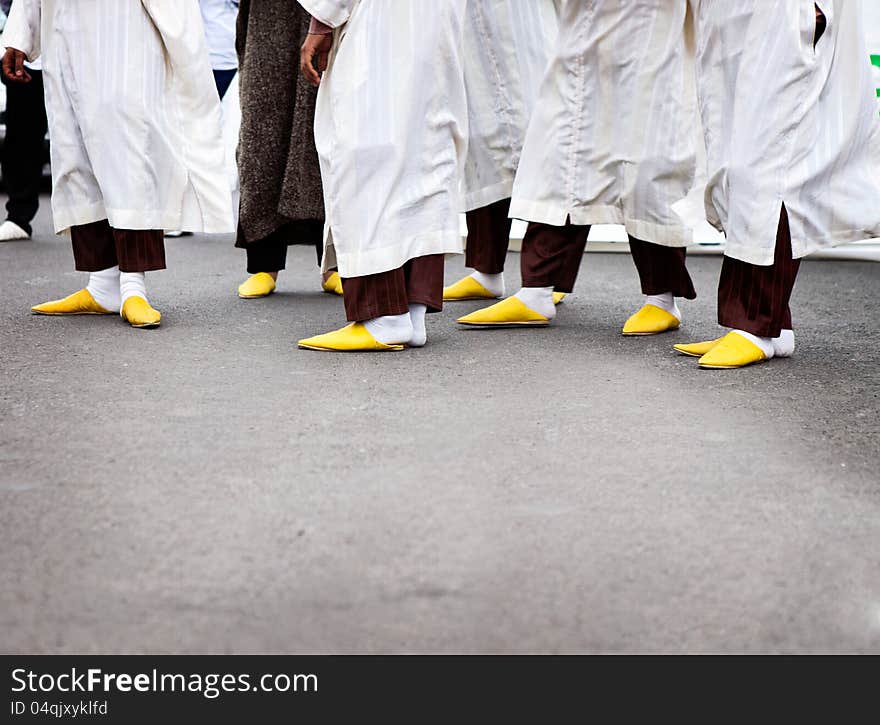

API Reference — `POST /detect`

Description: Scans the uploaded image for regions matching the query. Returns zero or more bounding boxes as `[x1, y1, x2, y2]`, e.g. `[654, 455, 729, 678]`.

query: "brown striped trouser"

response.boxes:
[717, 206, 799, 338]
[519, 219, 697, 299]
[465, 198, 512, 275]
[70, 220, 165, 273]
[712, 7, 823, 337]
[341, 255, 445, 322]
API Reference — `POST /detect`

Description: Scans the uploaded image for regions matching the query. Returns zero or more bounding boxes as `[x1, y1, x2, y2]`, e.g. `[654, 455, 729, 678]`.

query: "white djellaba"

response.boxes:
[688, 0, 880, 355]
[299, 0, 469, 348]
[4, 0, 234, 323]
[509, 0, 697, 320]
[691, 0, 880, 267]
[456, 0, 558, 298]
[3, 0, 234, 237]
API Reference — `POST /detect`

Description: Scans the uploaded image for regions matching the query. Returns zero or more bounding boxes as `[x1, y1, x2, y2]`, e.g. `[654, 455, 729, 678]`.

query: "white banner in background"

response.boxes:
[865, 1, 880, 104]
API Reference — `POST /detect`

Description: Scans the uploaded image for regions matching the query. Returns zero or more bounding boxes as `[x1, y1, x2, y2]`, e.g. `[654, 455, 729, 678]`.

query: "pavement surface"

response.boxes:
[1, 199, 879, 654]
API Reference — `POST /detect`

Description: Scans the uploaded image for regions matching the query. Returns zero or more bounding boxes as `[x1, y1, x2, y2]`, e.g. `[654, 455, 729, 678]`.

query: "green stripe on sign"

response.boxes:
[873, 57, 880, 103]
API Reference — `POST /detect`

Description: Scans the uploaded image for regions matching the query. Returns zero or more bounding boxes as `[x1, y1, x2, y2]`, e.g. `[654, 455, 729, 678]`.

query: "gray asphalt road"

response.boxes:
[1, 200, 879, 653]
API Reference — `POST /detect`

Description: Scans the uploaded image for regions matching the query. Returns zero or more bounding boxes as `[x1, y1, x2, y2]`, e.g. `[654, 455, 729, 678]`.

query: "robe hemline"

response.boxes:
[463, 179, 515, 213]
[509, 199, 693, 247]
[725, 229, 880, 266]
[51, 200, 234, 236]
[328, 228, 464, 279]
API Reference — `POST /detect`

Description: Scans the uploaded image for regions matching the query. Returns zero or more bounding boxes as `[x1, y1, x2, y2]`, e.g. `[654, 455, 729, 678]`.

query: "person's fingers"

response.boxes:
[302, 57, 319, 86]
[300, 43, 322, 86]
[3, 50, 30, 83]
[2, 49, 23, 83]
[317, 51, 329, 73]
[1, 49, 13, 82]
[13, 50, 25, 79]
[299, 48, 310, 81]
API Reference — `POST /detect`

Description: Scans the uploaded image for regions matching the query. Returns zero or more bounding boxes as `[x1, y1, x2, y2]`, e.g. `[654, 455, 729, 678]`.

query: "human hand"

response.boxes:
[301, 33, 333, 87]
[2, 48, 32, 83]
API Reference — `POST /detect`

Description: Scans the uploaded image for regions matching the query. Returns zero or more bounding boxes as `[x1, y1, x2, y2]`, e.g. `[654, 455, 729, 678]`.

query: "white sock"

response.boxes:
[408, 304, 427, 348]
[772, 329, 795, 358]
[514, 286, 556, 319]
[0, 220, 30, 241]
[119, 272, 148, 306]
[470, 271, 505, 298]
[86, 266, 121, 312]
[364, 313, 413, 346]
[645, 292, 681, 321]
[732, 329, 775, 359]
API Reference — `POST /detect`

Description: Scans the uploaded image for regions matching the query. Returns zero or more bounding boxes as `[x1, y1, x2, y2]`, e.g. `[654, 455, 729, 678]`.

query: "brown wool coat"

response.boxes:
[235, 0, 325, 248]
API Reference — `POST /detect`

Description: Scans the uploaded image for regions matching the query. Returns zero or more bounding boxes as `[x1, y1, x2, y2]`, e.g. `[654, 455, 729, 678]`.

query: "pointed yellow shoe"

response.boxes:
[457, 296, 550, 327]
[673, 338, 724, 358]
[238, 272, 276, 299]
[443, 275, 499, 302]
[553, 292, 566, 305]
[31, 288, 113, 316]
[622, 304, 680, 336]
[698, 332, 767, 370]
[321, 271, 344, 296]
[298, 322, 405, 352]
[121, 296, 161, 329]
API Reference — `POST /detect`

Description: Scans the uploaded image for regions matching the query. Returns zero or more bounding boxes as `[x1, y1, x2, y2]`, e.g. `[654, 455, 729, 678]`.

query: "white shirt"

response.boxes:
[199, 0, 238, 71]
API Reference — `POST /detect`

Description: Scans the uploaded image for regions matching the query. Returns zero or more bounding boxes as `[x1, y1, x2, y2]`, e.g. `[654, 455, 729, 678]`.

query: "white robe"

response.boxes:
[692, 0, 880, 265]
[3, 0, 234, 235]
[461, 0, 556, 212]
[299, 0, 468, 278]
[510, 0, 697, 247]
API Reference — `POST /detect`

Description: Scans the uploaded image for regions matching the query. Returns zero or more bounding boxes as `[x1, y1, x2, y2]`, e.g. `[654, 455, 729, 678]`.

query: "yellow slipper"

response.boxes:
[443, 275, 500, 301]
[673, 338, 724, 358]
[238, 272, 276, 299]
[31, 288, 113, 316]
[553, 292, 566, 305]
[121, 296, 161, 329]
[698, 331, 767, 370]
[322, 271, 344, 296]
[622, 304, 680, 336]
[457, 296, 550, 327]
[298, 322, 405, 352]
